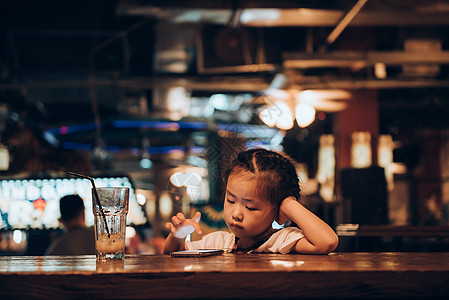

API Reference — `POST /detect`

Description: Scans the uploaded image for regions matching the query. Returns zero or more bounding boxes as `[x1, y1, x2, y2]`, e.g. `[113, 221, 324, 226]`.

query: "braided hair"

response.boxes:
[223, 148, 301, 212]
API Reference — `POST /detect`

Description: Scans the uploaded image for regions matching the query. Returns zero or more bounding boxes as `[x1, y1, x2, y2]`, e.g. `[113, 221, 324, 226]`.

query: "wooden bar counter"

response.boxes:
[1, 252, 449, 299]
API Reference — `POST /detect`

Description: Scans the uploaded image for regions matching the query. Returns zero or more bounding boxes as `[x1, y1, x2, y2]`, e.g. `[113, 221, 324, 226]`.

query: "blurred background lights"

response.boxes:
[318, 112, 326, 120]
[170, 172, 184, 187]
[270, 131, 285, 147]
[126, 226, 136, 239]
[125, 226, 136, 247]
[295, 103, 316, 128]
[259, 88, 350, 129]
[167, 87, 189, 112]
[139, 157, 153, 169]
[275, 102, 294, 130]
[259, 105, 278, 127]
[186, 185, 201, 201]
[240, 9, 281, 24]
[170, 172, 202, 188]
[375, 62, 387, 79]
[140, 138, 152, 169]
[296, 89, 351, 112]
[159, 191, 173, 219]
[209, 94, 229, 110]
[136, 193, 147, 206]
[13, 230, 25, 244]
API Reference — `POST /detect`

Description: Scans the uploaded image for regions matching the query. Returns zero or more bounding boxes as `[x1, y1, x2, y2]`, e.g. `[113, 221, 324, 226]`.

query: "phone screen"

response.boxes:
[170, 249, 224, 257]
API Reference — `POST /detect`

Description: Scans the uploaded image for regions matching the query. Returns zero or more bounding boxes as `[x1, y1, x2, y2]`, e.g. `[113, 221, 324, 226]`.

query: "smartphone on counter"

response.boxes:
[170, 249, 224, 257]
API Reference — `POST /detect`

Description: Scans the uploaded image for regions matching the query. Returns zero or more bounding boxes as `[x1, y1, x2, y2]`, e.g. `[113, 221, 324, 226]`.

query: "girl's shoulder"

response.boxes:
[270, 226, 304, 241]
[278, 226, 303, 234]
[255, 227, 304, 254]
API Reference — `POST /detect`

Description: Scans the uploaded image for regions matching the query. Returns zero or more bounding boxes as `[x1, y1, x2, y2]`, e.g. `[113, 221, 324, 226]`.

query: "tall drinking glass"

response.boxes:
[92, 187, 129, 260]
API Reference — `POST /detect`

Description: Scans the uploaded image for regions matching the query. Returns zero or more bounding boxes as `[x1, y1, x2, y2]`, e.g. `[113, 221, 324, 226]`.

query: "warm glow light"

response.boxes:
[375, 63, 387, 79]
[125, 226, 136, 247]
[295, 103, 316, 128]
[296, 90, 314, 104]
[296, 89, 351, 112]
[298, 89, 351, 101]
[378, 135, 394, 190]
[146, 194, 156, 219]
[159, 191, 173, 219]
[13, 230, 25, 244]
[270, 260, 305, 268]
[0, 144, 9, 171]
[261, 88, 350, 129]
[317, 135, 335, 202]
[259, 106, 278, 127]
[184, 264, 204, 271]
[392, 162, 407, 174]
[275, 102, 294, 130]
[136, 193, 147, 206]
[264, 88, 290, 100]
[351, 132, 372, 168]
[126, 226, 136, 239]
[167, 87, 188, 112]
[165, 87, 189, 121]
[259, 102, 293, 130]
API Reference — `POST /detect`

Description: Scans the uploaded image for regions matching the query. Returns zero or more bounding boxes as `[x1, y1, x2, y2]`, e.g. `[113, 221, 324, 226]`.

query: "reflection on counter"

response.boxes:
[96, 258, 125, 273]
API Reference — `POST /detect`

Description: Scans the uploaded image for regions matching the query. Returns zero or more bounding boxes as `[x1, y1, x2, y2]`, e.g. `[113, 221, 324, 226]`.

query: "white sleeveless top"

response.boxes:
[185, 227, 304, 254]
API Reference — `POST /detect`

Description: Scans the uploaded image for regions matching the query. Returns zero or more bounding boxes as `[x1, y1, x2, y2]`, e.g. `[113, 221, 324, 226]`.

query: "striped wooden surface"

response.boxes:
[1, 252, 449, 298]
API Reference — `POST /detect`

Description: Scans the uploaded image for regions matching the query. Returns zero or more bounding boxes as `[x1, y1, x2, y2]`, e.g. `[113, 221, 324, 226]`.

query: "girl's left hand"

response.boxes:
[276, 196, 297, 225]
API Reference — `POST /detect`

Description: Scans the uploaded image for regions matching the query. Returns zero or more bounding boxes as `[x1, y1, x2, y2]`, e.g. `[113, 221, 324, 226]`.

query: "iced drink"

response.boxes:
[93, 187, 129, 260]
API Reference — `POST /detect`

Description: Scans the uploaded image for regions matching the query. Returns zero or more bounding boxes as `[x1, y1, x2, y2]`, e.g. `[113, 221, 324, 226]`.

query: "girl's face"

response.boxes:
[224, 172, 276, 240]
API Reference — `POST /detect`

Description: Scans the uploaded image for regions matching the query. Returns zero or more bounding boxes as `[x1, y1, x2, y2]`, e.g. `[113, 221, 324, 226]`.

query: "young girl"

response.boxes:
[163, 148, 338, 254]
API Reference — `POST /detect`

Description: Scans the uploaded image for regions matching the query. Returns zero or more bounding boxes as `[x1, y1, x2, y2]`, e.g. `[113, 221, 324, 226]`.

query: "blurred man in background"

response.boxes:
[45, 194, 95, 255]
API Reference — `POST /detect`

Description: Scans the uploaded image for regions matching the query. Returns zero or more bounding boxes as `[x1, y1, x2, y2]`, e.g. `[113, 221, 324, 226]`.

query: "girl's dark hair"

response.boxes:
[223, 148, 301, 210]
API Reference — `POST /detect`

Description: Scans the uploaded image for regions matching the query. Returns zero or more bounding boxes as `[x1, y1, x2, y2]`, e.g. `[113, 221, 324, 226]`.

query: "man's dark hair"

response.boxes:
[59, 194, 85, 222]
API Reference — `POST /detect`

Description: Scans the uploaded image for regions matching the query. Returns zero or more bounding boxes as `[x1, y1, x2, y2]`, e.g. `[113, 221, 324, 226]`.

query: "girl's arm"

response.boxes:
[279, 197, 338, 254]
[162, 212, 202, 254]
[162, 232, 187, 254]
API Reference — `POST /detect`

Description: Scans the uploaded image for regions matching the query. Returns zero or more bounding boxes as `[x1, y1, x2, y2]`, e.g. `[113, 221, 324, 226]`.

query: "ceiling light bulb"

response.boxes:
[259, 105, 278, 127]
[295, 103, 316, 128]
[275, 102, 294, 130]
[170, 172, 185, 187]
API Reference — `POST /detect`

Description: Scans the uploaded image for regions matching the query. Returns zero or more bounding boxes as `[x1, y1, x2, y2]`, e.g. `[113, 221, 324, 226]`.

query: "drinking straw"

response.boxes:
[67, 171, 110, 238]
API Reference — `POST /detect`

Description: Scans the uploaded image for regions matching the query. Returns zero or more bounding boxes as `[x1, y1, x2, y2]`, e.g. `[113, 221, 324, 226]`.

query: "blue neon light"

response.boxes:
[47, 123, 99, 135]
[112, 120, 207, 130]
[62, 142, 93, 151]
[62, 142, 205, 154]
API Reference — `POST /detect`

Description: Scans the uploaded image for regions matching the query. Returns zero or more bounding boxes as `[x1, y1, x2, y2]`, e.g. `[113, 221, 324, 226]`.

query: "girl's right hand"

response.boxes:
[165, 211, 202, 239]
